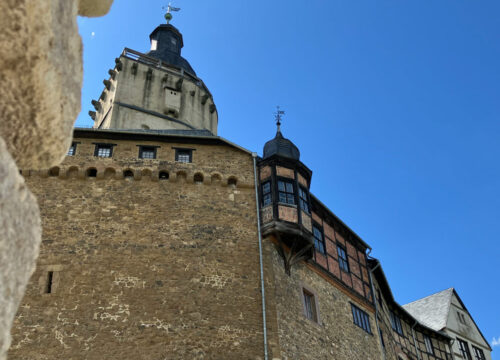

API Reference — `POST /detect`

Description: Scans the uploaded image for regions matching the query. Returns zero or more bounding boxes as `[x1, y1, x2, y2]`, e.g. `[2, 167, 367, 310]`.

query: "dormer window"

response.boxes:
[278, 180, 295, 205]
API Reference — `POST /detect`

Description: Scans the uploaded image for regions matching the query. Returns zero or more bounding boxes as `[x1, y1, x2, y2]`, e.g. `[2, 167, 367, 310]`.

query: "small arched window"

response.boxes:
[194, 173, 204, 184]
[86, 168, 97, 178]
[123, 170, 134, 179]
[227, 177, 237, 187]
[48, 167, 60, 177]
[159, 171, 169, 180]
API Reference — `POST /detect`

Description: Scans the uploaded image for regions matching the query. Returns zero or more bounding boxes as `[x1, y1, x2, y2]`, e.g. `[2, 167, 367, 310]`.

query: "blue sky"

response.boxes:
[77, 1, 500, 355]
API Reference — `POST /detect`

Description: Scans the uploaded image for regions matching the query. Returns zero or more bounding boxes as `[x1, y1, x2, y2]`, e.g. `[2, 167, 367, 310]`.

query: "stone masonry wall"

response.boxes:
[9, 137, 265, 360]
[264, 238, 382, 360]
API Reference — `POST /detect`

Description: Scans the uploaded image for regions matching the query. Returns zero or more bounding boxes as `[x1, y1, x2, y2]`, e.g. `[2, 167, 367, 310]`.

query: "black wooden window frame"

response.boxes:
[472, 345, 486, 360]
[173, 148, 194, 163]
[390, 310, 404, 335]
[312, 224, 326, 255]
[261, 181, 272, 207]
[379, 329, 385, 349]
[277, 178, 296, 205]
[458, 338, 472, 360]
[337, 244, 349, 273]
[298, 186, 310, 213]
[138, 145, 159, 159]
[67, 142, 78, 156]
[424, 335, 434, 355]
[351, 303, 372, 334]
[93, 143, 116, 158]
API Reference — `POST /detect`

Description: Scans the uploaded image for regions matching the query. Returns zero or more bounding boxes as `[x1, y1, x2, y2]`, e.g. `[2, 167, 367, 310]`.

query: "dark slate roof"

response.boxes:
[146, 24, 196, 76]
[263, 130, 300, 160]
[402, 288, 454, 331]
[110, 129, 214, 137]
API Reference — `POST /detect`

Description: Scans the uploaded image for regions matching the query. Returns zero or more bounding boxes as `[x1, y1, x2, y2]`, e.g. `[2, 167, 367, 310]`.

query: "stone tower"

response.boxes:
[90, 23, 218, 134]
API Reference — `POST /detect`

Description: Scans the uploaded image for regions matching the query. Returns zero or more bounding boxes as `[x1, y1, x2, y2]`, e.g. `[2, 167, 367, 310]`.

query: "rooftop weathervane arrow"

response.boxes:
[163, 2, 181, 24]
[274, 106, 285, 132]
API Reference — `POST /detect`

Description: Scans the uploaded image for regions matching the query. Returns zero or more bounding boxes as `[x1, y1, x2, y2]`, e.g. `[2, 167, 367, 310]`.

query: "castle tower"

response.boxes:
[90, 21, 218, 134]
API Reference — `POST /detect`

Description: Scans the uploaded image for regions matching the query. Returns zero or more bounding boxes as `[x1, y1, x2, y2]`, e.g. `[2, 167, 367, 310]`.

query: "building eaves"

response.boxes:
[310, 194, 371, 251]
[73, 128, 254, 156]
[368, 258, 452, 341]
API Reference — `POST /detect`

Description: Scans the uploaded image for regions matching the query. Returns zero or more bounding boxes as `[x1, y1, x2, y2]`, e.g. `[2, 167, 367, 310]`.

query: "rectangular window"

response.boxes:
[67, 143, 76, 156]
[472, 346, 486, 360]
[458, 339, 472, 360]
[262, 181, 272, 206]
[303, 289, 318, 322]
[94, 144, 114, 158]
[138, 146, 157, 159]
[390, 310, 403, 335]
[313, 225, 325, 255]
[278, 180, 295, 205]
[351, 303, 371, 333]
[298, 186, 310, 213]
[337, 245, 349, 272]
[379, 329, 385, 349]
[175, 149, 192, 163]
[424, 335, 434, 355]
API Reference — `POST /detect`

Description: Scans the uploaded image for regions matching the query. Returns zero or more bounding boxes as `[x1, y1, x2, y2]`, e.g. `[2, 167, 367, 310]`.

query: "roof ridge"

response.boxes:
[403, 287, 454, 307]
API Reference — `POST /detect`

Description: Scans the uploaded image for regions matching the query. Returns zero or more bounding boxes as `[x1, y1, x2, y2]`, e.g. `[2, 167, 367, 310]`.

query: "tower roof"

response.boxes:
[146, 24, 196, 76]
[263, 130, 300, 160]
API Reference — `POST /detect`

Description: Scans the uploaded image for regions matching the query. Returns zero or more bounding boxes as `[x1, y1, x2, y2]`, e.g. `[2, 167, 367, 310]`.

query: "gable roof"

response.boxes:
[403, 288, 453, 332]
[403, 288, 492, 351]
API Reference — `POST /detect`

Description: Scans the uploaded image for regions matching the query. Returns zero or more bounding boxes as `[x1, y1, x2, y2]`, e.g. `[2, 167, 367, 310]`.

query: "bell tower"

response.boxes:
[90, 11, 218, 134]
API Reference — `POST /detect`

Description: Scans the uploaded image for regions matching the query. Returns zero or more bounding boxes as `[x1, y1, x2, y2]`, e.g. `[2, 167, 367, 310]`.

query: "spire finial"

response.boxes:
[274, 106, 285, 133]
[163, 2, 181, 24]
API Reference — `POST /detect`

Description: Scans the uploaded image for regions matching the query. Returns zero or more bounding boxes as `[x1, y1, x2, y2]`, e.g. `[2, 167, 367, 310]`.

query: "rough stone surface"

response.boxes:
[9, 136, 266, 359]
[78, 0, 113, 17]
[265, 238, 380, 360]
[0, 137, 41, 360]
[0, 0, 82, 169]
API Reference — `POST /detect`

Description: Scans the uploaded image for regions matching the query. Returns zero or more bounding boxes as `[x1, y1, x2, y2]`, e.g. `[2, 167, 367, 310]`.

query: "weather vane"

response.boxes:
[274, 106, 285, 131]
[163, 2, 181, 24]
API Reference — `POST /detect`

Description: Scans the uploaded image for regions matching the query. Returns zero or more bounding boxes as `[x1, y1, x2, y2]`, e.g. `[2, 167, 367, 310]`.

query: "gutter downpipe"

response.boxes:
[253, 153, 268, 360]
[411, 321, 422, 360]
[367, 249, 385, 360]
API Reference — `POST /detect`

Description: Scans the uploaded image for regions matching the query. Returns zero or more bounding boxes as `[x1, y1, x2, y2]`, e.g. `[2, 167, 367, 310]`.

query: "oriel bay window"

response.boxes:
[262, 181, 272, 206]
[313, 225, 325, 255]
[278, 179, 295, 205]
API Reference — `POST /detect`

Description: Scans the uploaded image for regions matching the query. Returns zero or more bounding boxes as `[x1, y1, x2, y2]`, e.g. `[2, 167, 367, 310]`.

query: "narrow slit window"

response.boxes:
[46, 271, 54, 294]
[424, 335, 434, 355]
[278, 180, 295, 205]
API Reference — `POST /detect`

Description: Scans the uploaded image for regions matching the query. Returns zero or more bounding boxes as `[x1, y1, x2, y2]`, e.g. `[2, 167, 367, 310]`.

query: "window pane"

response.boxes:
[286, 182, 294, 193]
[287, 194, 295, 204]
[278, 181, 285, 192]
[263, 182, 270, 194]
[263, 194, 271, 206]
[97, 147, 111, 157]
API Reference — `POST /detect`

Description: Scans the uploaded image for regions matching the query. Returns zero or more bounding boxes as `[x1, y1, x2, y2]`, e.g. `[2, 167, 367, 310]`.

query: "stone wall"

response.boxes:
[0, 1, 113, 359]
[9, 136, 266, 359]
[264, 238, 381, 360]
